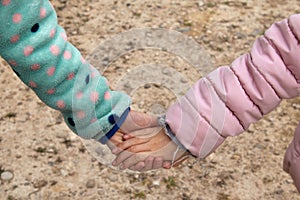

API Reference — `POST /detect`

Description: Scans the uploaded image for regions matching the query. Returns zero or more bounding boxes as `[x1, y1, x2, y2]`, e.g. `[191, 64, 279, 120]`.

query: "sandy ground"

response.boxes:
[1, 0, 300, 199]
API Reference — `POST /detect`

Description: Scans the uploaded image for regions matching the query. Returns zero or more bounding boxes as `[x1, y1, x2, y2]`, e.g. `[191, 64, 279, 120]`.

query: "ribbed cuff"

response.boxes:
[158, 115, 189, 152]
[99, 107, 131, 144]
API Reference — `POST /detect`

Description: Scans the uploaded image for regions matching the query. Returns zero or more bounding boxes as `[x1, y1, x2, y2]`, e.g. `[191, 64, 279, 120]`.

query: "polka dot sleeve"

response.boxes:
[0, 0, 131, 140]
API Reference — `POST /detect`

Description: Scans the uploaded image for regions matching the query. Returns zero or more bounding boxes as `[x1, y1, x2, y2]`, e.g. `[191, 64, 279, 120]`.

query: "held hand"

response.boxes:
[119, 110, 158, 133]
[107, 110, 158, 149]
[107, 110, 172, 170]
[112, 127, 190, 171]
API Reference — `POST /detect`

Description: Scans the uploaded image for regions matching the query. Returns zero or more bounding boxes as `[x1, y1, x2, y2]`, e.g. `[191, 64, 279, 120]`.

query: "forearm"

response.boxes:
[0, 0, 131, 140]
[165, 14, 300, 158]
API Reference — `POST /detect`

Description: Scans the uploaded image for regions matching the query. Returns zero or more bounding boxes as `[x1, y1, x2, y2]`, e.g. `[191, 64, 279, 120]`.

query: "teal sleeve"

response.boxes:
[0, 0, 131, 140]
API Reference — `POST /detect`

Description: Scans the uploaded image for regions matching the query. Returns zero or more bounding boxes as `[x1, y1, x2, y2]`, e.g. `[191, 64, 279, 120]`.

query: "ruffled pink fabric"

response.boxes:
[166, 14, 300, 190]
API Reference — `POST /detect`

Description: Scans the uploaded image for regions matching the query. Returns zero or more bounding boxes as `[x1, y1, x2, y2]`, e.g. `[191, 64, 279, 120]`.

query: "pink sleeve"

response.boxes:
[166, 14, 300, 158]
[284, 123, 300, 192]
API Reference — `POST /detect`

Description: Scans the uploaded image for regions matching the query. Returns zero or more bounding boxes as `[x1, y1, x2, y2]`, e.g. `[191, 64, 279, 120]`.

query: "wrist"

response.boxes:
[99, 107, 131, 144]
[158, 115, 197, 158]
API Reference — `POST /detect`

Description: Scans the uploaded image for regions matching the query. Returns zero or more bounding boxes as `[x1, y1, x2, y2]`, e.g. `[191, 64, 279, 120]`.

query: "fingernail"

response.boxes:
[112, 160, 116, 166]
[163, 163, 171, 169]
[119, 164, 124, 170]
[112, 148, 118, 154]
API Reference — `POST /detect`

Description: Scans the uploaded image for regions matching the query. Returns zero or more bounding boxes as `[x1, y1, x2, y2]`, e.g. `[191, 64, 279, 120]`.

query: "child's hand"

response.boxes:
[106, 110, 158, 150]
[107, 110, 172, 170]
[119, 110, 158, 133]
[112, 127, 190, 171]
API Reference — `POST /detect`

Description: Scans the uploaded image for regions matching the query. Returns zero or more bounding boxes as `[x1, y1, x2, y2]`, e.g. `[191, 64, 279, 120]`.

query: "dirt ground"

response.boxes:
[1, 0, 300, 199]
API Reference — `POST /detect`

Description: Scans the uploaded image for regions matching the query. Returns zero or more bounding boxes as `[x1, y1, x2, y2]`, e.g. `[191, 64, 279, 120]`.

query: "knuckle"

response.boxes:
[129, 146, 137, 152]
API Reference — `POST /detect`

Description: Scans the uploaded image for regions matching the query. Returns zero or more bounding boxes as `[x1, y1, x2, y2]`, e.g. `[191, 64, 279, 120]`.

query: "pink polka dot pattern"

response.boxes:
[50, 45, 60, 56]
[31, 64, 40, 71]
[8, 60, 17, 66]
[24, 46, 34, 56]
[2, 0, 11, 6]
[12, 13, 22, 23]
[61, 32, 67, 41]
[90, 118, 97, 123]
[90, 92, 99, 103]
[56, 100, 65, 109]
[40, 8, 47, 18]
[29, 81, 37, 88]
[104, 92, 111, 100]
[91, 71, 97, 78]
[47, 88, 55, 95]
[11, 35, 19, 43]
[76, 111, 86, 119]
[63, 51, 72, 60]
[67, 72, 75, 80]
[47, 67, 56, 76]
[50, 29, 56, 38]
[76, 92, 83, 99]
[80, 57, 86, 64]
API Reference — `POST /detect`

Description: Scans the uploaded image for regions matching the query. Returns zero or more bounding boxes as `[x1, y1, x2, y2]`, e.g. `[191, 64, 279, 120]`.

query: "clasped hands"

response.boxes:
[106, 110, 189, 172]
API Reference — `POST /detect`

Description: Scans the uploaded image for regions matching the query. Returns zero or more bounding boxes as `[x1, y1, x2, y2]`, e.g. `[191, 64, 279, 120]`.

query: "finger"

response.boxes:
[140, 156, 154, 172]
[121, 111, 158, 133]
[152, 157, 164, 169]
[113, 138, 149, 154]
[112, 150, 134, 166]
[129, 110, 158, 128]
[123, 134, 134, 140]
[121, 153, 148, 169]
[163, 161, 172, 169]
[109, 132, 124, 144]
[129, 161, 145, 171]
[106, 140, 116, 151]
[106, 138, 122, 152]
[124, 126, 162, 139]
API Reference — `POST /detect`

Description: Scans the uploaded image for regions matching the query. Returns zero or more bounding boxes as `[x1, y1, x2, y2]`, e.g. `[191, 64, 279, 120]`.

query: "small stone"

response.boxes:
[180, 78, 188, 83]
[152, 179, 160, 186]
[55, 131, 69, 139]
[33, 179, 48, 188]
[108, 174, 118, 182]
[60, 169, 68, 177]
[16, 154, 22, 159]
[198, 1, 204, 7]
[144, 84, 151, 89]
[176, 27, 191, 33]
[162, 68, 171, 75]
[86, 179, 96, 188]
[1, 171, 13, 181]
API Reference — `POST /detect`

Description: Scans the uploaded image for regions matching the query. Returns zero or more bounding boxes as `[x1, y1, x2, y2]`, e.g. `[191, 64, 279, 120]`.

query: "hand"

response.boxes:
[119, 110, 159, 133]
[112, 127, 190, 171]
[108, 110, 172, 170]
[107, 110, 157, 149]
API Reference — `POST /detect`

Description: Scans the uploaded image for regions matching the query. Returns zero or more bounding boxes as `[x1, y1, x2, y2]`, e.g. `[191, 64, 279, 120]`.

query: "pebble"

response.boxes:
[176, 27, 191, 33]
[60, 169, 69, 177]
[198, 1, 204, 7]
[180, 78, 188, 83]
[33, 179, 48, 188]
[162, 68, 171, 75]
[152, 179, 160, 186]
[1, 171, 13, 181]
[55, 131, 70, 139]
[108, 174, 118, 182]
[86, 179, 96, 188]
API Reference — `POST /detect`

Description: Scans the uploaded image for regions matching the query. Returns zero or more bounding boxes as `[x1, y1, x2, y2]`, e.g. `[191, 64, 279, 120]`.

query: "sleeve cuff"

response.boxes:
[99, 107, 131, 144]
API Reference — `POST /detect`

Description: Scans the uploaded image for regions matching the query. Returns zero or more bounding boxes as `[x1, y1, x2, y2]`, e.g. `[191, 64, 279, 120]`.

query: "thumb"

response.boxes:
[120, 110, 158, 133]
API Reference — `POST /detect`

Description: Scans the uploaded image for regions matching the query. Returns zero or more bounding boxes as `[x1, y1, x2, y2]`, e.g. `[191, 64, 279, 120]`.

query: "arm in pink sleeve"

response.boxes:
[166, 14, 300, 158]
